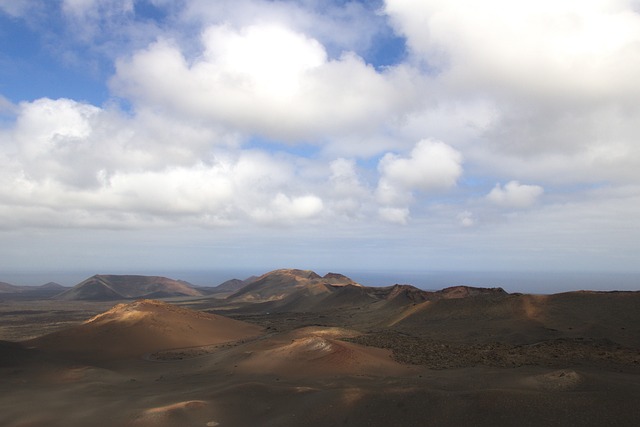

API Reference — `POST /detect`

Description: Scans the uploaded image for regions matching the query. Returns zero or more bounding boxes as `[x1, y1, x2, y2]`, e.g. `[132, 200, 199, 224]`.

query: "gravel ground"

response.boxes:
[344, 331, 640, 371]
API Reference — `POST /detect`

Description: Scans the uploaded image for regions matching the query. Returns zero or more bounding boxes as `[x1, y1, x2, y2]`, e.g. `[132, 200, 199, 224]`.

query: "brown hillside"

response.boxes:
[54, 274, 203, 301]
[237, 326, 412, 377]
[386, 290, 640, 347]
[214, 278, 253, 293]
[0, 281, 23, 293]
[27, 300, 264, 360]
[228, 269, 361, 302]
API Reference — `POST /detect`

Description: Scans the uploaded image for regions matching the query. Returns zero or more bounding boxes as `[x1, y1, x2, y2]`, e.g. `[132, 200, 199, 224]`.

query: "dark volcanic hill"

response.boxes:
[227, 269, 361, 303]
[373, 289, 640, 347]
[0, 281, 70, 301]
[38, 282, 66, 290]
[212, 276, 259, 293]
[438, 285, 507, 299]
[216, 273, 640, 349]
[1, 281, 67, 293]
[220, 272, 510, 316]
[0, 281, 22, 293]
[54, 274, 203, 301]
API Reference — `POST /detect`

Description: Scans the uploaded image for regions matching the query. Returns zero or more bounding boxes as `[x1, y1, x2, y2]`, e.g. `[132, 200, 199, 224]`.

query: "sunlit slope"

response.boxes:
[27, 299, 263, 360]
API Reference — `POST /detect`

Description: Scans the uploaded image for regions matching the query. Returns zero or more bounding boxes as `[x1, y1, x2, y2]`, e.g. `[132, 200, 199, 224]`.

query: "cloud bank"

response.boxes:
[1, 0, 639, 272]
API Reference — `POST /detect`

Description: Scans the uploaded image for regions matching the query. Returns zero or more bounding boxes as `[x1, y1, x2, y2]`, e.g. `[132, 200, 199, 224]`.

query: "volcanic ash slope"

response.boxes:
[27, 299, 264, 360]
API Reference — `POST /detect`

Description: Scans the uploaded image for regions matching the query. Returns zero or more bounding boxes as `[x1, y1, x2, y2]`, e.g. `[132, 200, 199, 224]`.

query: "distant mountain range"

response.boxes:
[0, 269, 511, 303]
[214, 269, 507, 315]
[0, 281, 66, 294]
[54, 274, 205, 301]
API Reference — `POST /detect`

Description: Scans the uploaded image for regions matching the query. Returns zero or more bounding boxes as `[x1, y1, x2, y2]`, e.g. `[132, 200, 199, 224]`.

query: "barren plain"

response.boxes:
[1, 269, 639, 426]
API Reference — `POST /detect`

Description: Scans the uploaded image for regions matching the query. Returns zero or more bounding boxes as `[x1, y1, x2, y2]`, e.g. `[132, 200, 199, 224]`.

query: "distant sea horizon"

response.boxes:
[1, 268, 639, 294]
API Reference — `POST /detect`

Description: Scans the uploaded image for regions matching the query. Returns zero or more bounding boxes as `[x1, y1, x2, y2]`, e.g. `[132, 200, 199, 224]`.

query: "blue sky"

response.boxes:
[1, 0, 640, 290]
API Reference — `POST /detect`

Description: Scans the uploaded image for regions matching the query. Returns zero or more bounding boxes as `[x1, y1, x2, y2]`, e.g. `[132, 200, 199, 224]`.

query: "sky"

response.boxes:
[1, 0, 639, 290]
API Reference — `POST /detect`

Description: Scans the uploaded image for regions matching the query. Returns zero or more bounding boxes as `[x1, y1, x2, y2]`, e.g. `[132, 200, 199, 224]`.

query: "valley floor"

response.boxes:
[1, 297, 640, 427]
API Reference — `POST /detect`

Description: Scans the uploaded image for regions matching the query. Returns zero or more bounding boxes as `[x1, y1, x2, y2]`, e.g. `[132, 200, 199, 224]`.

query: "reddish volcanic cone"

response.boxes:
[27, 300, 263, 360]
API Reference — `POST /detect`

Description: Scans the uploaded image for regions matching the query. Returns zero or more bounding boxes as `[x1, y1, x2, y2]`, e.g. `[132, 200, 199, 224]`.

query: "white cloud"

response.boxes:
[384, 0, 640, 185]
[330, 158, 361, 194]
[5, 96, 476, 229]
[179, 0, 391, 56]
[0, 150, 324, 228]
[61, 0, 137, 45]
[376, 139, 462, 207]
[0, 95, 16, 116]
[251, 193, 324, 224]
[378, 206, 410, 225]
[327, 158, 371, 217]
[3, 98, 237, 189]
[487, 181, 544, 208]
[14, 98, 98, 150]
[0, 0, 42, 17]
[102, 166, 234, 216]
[386, 0, 640, 101]
[379, 140, 462, 191]
[10, 98, 103, 187]
[3, 0, 640, 275]
[62, 0, 134, 24]
[0, 97, 333, 228]
[111, 22, 421, 144]
[457, 210, 476, 227]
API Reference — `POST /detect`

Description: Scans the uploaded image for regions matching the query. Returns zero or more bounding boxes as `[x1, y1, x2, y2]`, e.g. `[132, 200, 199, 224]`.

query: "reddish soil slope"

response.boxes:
[27, 300, 263, 360]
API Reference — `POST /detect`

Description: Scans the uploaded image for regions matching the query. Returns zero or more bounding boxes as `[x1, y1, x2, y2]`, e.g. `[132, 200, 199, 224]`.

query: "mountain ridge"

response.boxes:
[54, 274, 203, 301]
[227, 268, 362, 302]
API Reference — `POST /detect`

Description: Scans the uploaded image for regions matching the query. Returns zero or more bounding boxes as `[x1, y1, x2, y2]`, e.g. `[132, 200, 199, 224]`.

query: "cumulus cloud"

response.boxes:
[487, 181, 544, 208]
[378, 206, 410, 225]
[0, 95, 16, 116]
[0, 96, 329, 228]
[8, 98, 102, 187]
[385, 0, 640, 185]
[376, 139, 462, 207]
[4, 96, 476, 229]
[101, 166, 234, 216]
[327, 158, 370, 217]
[179, 0, 393, 57]
[0, 150, 324, 228]
[386, 0, 640, 100]
[2, 0, 640, 274]
[111, 22, 421, 143]
[251, 193, 324, 225]
[3, 98, 235, 189]
[330, 158, 362, 194]
[457, 210, 476, 227]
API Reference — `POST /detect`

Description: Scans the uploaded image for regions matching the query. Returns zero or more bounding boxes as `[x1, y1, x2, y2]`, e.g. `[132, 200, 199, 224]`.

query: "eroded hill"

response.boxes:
[54, 274, 203, 301]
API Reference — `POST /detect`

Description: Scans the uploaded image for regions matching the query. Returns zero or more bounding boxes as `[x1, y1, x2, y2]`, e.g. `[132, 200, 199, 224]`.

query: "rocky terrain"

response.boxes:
[1, 268, 639, 426]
